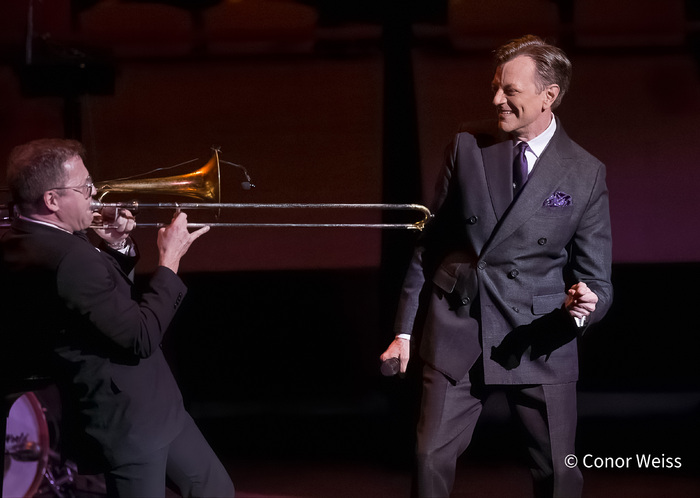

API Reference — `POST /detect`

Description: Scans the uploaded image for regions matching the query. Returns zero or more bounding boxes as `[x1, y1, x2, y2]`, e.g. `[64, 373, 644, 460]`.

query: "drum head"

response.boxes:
[3, 392, 49, 498]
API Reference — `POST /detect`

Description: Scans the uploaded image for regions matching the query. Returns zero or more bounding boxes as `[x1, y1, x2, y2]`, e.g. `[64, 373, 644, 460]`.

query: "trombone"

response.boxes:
[2, 149, 432, 231]
[91, 201, 432, 230]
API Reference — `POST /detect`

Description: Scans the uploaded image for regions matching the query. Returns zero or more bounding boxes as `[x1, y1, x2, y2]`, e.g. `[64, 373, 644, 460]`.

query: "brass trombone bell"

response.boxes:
[95, 148, 222, 202]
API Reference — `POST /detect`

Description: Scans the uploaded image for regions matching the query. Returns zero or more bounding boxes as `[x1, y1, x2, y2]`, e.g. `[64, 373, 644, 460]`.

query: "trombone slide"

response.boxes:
[91, 202, 432, 231]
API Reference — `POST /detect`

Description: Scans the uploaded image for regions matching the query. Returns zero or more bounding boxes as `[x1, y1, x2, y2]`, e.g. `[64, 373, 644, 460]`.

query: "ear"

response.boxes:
[43, 190, 61, 213]
[542, 84, 560, 110]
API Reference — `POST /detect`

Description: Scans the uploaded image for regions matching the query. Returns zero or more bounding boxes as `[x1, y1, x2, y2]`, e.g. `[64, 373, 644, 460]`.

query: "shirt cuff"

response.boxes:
[396, 333, 411, 341]
[108, 238, 134, 256]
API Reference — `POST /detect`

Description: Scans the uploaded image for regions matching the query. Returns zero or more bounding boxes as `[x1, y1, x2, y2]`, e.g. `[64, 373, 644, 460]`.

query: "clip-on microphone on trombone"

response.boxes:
[221, 160, 255, 191]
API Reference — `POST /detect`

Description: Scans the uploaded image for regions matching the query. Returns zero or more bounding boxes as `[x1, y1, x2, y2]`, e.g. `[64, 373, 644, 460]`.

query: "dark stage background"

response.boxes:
[2, 1, 700, 496]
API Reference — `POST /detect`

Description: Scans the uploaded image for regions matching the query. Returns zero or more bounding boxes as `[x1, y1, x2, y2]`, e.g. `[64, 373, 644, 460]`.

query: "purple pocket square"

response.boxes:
[543, 191, 572, 207]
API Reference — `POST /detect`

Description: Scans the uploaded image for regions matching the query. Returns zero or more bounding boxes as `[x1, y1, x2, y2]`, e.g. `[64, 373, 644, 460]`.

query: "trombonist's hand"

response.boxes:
[158, 211, 210, 274]
[93, 207, 136, 247]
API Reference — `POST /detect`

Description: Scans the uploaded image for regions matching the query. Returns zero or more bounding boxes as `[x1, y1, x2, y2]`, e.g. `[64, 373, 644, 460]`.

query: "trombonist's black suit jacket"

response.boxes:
[395, 118, 613, 384]
[0, 218, 187, 472]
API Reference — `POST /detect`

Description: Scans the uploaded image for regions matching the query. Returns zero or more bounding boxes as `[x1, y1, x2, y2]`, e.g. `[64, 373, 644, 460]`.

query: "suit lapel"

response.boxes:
[480, 124, 576, 256]
[482, 140, 514, 220]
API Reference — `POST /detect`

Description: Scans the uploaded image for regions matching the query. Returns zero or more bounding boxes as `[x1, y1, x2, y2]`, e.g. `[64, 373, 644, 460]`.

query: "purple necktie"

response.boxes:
[513, 141, 529, 192]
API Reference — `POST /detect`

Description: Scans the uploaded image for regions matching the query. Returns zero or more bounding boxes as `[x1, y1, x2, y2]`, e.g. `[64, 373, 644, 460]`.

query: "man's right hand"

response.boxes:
[157, 212, 210, 274]
[380, 336, 410, 374]
[93, 207, 135, 246]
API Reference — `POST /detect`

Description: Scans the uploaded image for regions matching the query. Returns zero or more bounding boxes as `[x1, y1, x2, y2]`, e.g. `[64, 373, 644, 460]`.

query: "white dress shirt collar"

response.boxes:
[18, 214, 72, 234]
[514, 115, 557, 174]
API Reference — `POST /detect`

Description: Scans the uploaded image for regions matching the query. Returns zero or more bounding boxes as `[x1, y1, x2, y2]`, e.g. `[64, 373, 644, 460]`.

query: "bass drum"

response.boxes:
[3, 392, 49, 498]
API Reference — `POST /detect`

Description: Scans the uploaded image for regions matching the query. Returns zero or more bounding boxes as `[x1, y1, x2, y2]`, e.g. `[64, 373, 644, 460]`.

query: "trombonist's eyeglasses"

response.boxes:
[51, 178, 95, 200]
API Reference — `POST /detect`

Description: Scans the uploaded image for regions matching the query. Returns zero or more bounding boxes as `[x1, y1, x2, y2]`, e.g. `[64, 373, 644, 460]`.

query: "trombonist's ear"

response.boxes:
[44, 190, 61, 213]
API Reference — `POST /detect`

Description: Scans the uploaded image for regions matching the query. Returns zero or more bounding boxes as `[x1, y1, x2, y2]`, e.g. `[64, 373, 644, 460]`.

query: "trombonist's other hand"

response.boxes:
[93, 207, 136, 247]
[158, 211, 210, 274]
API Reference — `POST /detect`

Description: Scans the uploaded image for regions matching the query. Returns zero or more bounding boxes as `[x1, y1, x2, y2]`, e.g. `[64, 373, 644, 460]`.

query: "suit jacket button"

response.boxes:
[477, 261, 487, 270]
[461, 297, 470, 305]
[466, 216, 478, 225]
[538, 237, 547, 245]
[512, 306, 520, 313]
[508, 269, 519, 279]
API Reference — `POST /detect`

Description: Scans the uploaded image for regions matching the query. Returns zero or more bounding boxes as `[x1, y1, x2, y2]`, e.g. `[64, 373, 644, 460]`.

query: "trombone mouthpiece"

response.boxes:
[90, 200, 104, 211]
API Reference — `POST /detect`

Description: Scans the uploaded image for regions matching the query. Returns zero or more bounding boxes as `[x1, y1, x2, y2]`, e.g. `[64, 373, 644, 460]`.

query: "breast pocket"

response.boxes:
[536, 205, 574, 219]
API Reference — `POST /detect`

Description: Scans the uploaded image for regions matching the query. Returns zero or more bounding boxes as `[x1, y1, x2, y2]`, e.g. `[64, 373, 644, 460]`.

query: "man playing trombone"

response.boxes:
[0, 138, 234, 497]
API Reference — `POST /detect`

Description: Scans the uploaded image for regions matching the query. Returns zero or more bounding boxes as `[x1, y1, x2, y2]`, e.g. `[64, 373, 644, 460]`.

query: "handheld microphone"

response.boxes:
[380, 357, 401, 377]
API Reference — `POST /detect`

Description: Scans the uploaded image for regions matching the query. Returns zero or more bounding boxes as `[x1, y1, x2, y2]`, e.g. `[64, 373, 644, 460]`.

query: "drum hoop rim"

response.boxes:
[7, 392, 50, 498]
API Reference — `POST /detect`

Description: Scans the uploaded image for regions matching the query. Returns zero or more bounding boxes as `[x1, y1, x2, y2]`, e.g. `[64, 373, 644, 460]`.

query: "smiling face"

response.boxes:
[491, 55, 559, 142]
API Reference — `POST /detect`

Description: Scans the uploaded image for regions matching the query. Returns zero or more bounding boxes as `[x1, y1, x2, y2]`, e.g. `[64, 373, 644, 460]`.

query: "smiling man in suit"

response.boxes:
[0, 139, 234, 497]
[380, 35, 613, 498]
